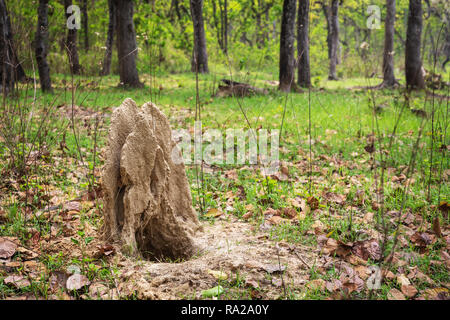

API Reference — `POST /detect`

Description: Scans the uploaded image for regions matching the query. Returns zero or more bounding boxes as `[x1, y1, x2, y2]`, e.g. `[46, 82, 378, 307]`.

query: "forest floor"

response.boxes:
[0, 72, 449, 300]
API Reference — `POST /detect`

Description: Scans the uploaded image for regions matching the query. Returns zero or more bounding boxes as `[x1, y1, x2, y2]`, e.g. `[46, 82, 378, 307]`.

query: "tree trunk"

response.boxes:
[298, 0, 310, 88]
[328, 0, 339, 80]
[211, 0, 223, 52]
[190, 0, 209, 73]
[382, 0, 397, 87]
[35, 0, 52, 92]
[279, 0, 297, 92]
[0, 0, 12, 91]
[322, 2, 331, 59]
[114, 0, 142, 87]
[0, 0, 26, 91]
[223, 0, 228, 54]
[64, 0, 81, 75]
[101, 0, 116, 76]
[405, 0, 424, 89]
[81, 0, 89, 51]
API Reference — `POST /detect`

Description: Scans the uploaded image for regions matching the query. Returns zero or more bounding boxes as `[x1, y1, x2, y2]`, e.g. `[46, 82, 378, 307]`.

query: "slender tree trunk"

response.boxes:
[114, 0, 142, 87]
[405, 0, 424, 89]
[81, 0, 89, 51]
[279, 0, 297, 92]
[190, 0, 209, 73]
[442, 11, 450, 70]
[101, 0, 116, 76]
[64, 0, 81, 75]
[322, 3, 332, 59]
[0, 0, 26, 91]
[211, 0, 223, 51]
[382, 0, 397, 87]
[35, 0, 52, 92]
[0, 0, 12, 91]
[224, 0, 228, 54]
[328, 0, 339, 80]
[298, 0, 310, 88]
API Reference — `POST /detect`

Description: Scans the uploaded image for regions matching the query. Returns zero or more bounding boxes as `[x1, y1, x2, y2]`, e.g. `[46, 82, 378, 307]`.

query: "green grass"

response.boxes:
[0, 69, 448, 300]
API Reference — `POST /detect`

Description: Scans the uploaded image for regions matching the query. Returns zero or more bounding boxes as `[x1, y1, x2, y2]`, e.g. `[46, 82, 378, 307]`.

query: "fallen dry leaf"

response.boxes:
[346, 254, 367, 266]
[432, 217, 442, 238]
[421, 287, 449, 300]
[280, 208, 297, 219]
[322, 192, 345, 205]
[325, 279, 343, 292]
[352, 239, 381, 261]
[63, 201, 81, 212]
[263, 208, 278, 216]
[335, 241, 353, 258]
[322, 237, 338, 255]
[411, 232, 433, 246]
[89, 282, 110, 298]
[401, 284, 418, 298]
[49, 271, 70, 291]
[306, 279, 326, 291]
[354, 265, 370, 280]
[397, 274, 411, 286]
[267, 215, 290, 225]
[307, 197, 320, 210]
[382, 269, 395, 281]
[242, 212, 253, 220]
[66, 274, 90, 291]
[388, 288, 406, 300]
[3, 275, 31, 289]
[204, 208, 224, 218]
[0, 237, 17, 259]
[96, 244, 115, 257]
[244, 279, 259, 289]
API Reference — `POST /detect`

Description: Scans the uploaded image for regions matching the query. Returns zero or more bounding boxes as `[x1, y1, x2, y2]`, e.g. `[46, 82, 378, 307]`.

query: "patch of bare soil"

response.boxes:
[113, 218, 315, 299]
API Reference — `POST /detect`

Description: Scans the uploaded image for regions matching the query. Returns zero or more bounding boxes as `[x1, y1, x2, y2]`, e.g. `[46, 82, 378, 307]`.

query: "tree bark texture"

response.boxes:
[328, 0, 339, 80]
[35, 0, 52, 92]
[298, 0, 311, 88]
[405, 0, 425, 89]
[382, 0, 397, 86]
[101, 0, 116, 76]
[64, 0, 81, 75]
[0, 0, 27, 90]
[190, 0, 209, 73]
[114, 0, 142, 87]
[279, 0, 297, 92]
[81, 0, 89, 51]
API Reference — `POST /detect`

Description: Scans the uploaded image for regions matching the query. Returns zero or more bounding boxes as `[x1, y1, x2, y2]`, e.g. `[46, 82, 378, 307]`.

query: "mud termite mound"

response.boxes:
[102, 98, 201, 260]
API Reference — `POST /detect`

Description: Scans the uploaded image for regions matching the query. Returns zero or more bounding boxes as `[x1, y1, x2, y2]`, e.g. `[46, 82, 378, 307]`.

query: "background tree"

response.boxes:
[211, 0, 228, 54]
[100, 0, 116, 76]
[114, 0, 142, 87]
[35, 0, 52, 92]
[0, 0, 26, 91]
[190, 0, 209, 73]
[405, 0, 425, 89]
[381, 0, 397, 87]
[298, 0, 310, 88]
[327, 0, 340, 80]
[279, 0, 297, 92]
[64, 0, 81, 75]
[81, 0, 89, 51]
